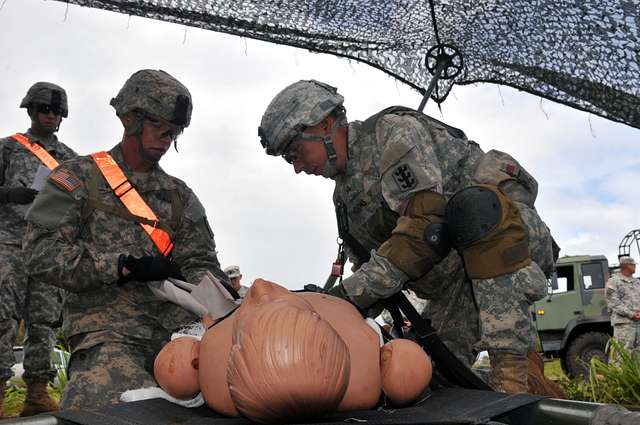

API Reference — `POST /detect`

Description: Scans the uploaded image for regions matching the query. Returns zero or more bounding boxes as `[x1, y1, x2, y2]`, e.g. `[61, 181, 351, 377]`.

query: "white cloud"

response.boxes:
[1, 0, 639, 287]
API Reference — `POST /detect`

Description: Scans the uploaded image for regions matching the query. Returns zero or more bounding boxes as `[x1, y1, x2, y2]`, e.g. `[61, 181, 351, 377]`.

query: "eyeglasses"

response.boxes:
[145, 116, 183, 141]
[282, 140, 300, 164]
[35, 104, 62, 116]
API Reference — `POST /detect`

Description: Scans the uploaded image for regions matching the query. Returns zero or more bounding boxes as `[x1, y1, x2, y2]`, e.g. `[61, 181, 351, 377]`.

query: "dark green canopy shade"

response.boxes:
[54, 0, 640, 129]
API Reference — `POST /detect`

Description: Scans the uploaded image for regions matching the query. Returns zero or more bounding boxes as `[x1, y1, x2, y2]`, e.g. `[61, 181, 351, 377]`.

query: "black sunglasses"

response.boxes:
[145, 116, 183, 141]
[282, 141, 300, 164]
[36, 104, 62, 116]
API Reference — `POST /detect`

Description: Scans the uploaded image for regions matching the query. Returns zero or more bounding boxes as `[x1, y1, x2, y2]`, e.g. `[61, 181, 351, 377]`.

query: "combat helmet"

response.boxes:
[20, 82, 68, 118]
[110, 69, 192, 128]
[258, 80, 345, 157]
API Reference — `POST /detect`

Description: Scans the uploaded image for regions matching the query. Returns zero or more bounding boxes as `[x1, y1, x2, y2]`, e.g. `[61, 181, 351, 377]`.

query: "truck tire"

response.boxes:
[564, 332, 608, 377]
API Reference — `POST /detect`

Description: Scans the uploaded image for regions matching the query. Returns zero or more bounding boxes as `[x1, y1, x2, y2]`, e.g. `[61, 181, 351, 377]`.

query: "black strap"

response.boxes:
[382, 299, 405, 339]
[335, 201, 370, 264]
[361, 105, 468, 140]
[335, 200, 490, 390]
[391, 291, 491, 390]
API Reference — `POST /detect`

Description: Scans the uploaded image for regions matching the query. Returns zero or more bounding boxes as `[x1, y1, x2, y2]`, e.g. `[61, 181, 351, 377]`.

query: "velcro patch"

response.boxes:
[392, 163, 417, 191]
[501, 163, 520, 177]
[48, 168, 81, 192]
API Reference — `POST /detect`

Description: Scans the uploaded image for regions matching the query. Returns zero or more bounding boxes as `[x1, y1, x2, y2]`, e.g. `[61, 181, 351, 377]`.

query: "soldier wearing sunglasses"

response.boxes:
[0, 82, 77, 417]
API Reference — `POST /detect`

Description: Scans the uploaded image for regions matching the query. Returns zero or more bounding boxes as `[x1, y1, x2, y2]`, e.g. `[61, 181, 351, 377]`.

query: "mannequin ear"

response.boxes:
[154, 337, 201, 400]
[380, 339, 432, 406]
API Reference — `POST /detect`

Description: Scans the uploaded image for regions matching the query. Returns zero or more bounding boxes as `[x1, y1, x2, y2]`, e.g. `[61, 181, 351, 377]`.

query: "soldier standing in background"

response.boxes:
[224, 265, 249, 297]
[0, 82, 77, 417]
[606, 256, 640, 357]
[24, 70, 229, 409]
[258, 80, 557, 393]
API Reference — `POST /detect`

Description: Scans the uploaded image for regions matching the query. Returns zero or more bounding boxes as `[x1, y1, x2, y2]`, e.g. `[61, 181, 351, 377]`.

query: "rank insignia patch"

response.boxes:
[49, 169, 80, 192]
[392, 164, 417, 191]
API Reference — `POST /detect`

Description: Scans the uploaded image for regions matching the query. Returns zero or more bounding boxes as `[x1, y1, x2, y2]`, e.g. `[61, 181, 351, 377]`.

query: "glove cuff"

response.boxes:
[117, 254, 130, 285]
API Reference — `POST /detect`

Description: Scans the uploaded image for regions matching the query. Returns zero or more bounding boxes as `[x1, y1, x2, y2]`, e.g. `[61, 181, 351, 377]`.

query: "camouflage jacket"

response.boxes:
[333, 108, 485, 300]
[606, 272, 640, 325]
[24, 144, 228, 348]
[0, 129, 76, 245]
[334, 107, 542, 302]
[333, 108, 484, 263]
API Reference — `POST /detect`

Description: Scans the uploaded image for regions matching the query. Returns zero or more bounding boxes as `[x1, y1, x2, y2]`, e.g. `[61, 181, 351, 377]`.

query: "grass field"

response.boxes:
[544, 358, 565, 380]
[2, 379, 62, 418]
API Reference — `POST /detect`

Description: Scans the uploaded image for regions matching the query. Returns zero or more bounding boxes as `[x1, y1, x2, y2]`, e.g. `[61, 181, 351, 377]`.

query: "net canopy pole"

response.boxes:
[417, 59, 449, 113]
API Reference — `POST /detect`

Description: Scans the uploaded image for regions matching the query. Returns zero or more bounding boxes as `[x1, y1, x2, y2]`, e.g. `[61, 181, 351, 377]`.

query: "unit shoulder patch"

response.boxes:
[392, 163, 417, 191]
[48, 168, 81, 192]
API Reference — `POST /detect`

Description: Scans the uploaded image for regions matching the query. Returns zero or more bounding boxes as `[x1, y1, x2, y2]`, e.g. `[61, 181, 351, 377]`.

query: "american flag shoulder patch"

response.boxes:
[48, 168, 81, 192]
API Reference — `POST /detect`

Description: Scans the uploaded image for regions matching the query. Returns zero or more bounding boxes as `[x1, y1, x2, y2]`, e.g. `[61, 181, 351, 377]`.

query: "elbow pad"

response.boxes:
[377, 191, 450, 279]
[446, 185, 531, 279]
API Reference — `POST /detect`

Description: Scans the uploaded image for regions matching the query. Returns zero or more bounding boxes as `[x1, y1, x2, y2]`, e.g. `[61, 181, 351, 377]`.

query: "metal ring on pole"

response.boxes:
[417, 44, 464, 112]
[425, 44, 463, 80]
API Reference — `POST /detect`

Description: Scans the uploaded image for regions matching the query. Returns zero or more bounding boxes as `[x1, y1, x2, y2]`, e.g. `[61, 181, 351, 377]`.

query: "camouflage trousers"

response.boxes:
[409, 251, 479, 367]
[612, 323, 640, 356]
[470, 201, 550, 357]
[61, 339, 163, 409]
[0, 243, 62, 382]
[410, 201, 552, 363]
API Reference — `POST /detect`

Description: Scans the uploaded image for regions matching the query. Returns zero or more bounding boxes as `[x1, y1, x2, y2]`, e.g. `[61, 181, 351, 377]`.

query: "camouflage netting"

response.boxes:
[55, 0, 640, 129]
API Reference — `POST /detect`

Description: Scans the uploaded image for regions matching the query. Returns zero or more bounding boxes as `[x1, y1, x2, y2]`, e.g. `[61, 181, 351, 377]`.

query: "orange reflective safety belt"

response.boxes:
[10, 133, 59, 170]
[90, 151, 174, 256]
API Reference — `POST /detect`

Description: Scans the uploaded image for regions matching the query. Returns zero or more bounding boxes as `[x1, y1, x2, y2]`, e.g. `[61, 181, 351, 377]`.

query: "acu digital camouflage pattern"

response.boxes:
[0, 244, 62, 382]
[110, 69, 192, 126]
[0, 130, 76, 382]
[20, 82, 69, 117]
[259, 80, 344, 155]
[24, 145, 228, 408]
[0, 130, 77, 245]
[334, 108, 554, 359]
[61, 340, 160, 408]
[606, 272, 640, 355]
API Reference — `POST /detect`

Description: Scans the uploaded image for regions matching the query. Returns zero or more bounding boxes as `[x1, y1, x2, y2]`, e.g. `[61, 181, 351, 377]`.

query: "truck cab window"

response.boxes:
[551, 265, 574, 293]
[581, 262, 605, 290]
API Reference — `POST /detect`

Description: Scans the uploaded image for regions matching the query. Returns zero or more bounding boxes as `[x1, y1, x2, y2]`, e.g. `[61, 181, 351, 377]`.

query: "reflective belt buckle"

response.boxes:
[114, 180, 133, 198]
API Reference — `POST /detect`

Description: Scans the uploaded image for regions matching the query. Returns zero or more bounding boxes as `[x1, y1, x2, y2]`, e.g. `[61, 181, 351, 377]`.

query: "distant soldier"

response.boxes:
[258, 80, 557, 393]
[224, 265, 249, 297]
[606, 256, 640, 356]
[24, 70, 229, 409]
[0, 82, 77, 417]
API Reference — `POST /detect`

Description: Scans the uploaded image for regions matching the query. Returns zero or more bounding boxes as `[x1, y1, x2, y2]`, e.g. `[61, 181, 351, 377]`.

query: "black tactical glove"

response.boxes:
[118, 254, 185, 284]
[0, 187, 38, 205]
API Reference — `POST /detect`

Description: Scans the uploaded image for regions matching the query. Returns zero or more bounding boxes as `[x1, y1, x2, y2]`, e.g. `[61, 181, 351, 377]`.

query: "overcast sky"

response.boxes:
[1, 0, 639, 289]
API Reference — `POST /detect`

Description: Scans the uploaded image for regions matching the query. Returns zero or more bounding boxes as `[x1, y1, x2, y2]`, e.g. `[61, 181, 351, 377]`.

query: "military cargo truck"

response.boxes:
[532, 255, 613, 377]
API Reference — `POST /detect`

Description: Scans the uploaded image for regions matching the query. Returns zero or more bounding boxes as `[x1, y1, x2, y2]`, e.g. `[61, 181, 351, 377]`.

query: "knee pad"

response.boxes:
[446, 185, 531, 279]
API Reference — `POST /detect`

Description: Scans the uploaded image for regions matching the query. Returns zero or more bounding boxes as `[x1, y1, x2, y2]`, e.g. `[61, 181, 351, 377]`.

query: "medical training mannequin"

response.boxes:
[154, 279, 432, 423]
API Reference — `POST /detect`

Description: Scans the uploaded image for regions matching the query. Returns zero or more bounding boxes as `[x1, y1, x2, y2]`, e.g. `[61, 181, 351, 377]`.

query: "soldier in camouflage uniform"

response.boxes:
[24, 70, 229, 409]
[258, 80, 557, 393]
[0, 82, 77, 417]
[606, 256, 640, 356]
[224, 265, 250, 297]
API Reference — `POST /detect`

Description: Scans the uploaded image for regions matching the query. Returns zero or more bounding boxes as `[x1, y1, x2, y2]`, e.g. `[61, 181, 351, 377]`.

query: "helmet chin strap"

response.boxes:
[320, 134, 340, 177]
[297, 117, 344, 178]
[320, 119, 343, 178]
